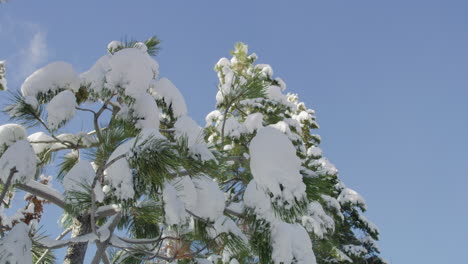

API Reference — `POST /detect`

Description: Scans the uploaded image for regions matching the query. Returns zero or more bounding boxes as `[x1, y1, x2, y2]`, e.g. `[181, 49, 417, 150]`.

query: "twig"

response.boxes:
[0, 167, 18, 208]
[35, 227, 72, 264]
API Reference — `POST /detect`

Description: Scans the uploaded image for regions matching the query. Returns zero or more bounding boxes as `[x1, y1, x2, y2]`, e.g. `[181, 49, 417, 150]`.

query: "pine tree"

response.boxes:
[0, 38, 386, 263]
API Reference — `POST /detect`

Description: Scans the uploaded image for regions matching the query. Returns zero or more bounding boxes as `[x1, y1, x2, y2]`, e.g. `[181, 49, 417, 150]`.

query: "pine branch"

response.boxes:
[0, 167, 18, 207]
[91, 213, 122, 264]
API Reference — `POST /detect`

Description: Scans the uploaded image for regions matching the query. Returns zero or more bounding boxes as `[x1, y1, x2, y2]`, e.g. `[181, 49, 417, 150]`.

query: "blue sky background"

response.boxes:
[1, 0, 468, 263]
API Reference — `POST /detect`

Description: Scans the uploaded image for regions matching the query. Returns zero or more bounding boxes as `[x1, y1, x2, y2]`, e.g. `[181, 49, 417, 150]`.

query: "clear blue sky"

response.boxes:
[1, 1, 468, 263]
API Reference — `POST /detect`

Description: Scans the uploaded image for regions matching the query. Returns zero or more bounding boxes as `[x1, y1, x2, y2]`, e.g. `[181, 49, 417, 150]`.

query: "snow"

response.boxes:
[205, 110, 222, 127]
[104, 139, 135, 200]
[357, 212, 379, 235]
[163, 181, 188, 226]
[360, 235, 379, 250]
[243, 180, 274, 221]
[275, 77, 286, 91]
[80, 54, 111, 96]
[221, 117, 244, 138]
[107, 40, 122, 51]
[195, 259, 213, 264]
[338, 187, 367, 210]
[170, 176, 197, 211]
[249, 127, 306, 206]
[307, 146, 322, 158]
[301, 201, 334, 239]
[24, 96, 39, 110]
[255, 64, 273, 78]
[174, 115, 215, 162]
[133, 42, 147, 52]
[174, 115, 204, 147]
[320, 194, 344, 220]
[94, 181, 105, 203]
[105, 48, 159, 98]
[209, 215, 248, 242]
[226, 201, 244, 215]
[0, 124, 27, 154]
[244, 113, 263, 133]
[189, 143, 216, 162]
[334, 248, 352, 262]
[21, 61, 80, 98]
[46, 90, 77, 130]
[266, 85, 288, 105]
[0, 223, 32, 264]
[62, 160, 95, 194]
[0, 140, 37, 184]
[343, 244, 368, 256]
[271, 222, 316, 264]
[312, 158, 338, 176]
[82, 47, 158, 99]
[191, 175, 225, 221]
[0, 60, 6, 91]
[150, 78, 187, 117]
[132, 92, 160, 130]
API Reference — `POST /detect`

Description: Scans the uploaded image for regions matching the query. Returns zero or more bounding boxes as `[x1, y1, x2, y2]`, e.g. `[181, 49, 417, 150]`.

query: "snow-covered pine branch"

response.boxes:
[0, 38, 386, 264]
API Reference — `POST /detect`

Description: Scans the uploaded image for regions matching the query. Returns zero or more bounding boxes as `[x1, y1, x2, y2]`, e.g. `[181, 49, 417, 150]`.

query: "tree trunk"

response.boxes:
[64, 214, 91, 264]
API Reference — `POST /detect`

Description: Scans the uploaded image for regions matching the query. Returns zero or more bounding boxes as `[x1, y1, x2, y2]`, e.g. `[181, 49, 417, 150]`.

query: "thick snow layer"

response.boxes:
[189, 143, 216, 162]
[312, 158, 338, 176]
[105, 48, 159, 98]
[46, 90, 77, 130]
[320, 194, 344, 220]
[191, 175, 225, 221]
[21, 61, 80, 98]
[104, 139, 135, 200]
[163, 181, 188, 226]
[307, 146, 322, 158]
[244, 113, 263, 133]
[338, 187, 367, 210]
[243, 180, 274, 221]
[82, 47, 158, 98]
[174, 116, 215, 162]
[221, 117, 244, 138]
[205, 110, 222, 127]
[170, 176, 197, 211]
[249, 127, 306, 206]
[255, 64, 273, 78]
[0, 124, 27, 154]
[80, 54, 111, 95]
[301, 201, 335, 239]
[150, 78, 187, 117]
[209, 215, 248, 242]
[63, 160, 95, 194]
[0, 140, 36, 184]
[271, 222, 316, 264]
[107, 40, 122, 51]
[28, 132, 54, 154]
[132, 92, 160, 130]
[275, 77, 286, 91]
[0, 223, 32, 264]
[266, 85, 289, 105]
[174, 115, 204, 147]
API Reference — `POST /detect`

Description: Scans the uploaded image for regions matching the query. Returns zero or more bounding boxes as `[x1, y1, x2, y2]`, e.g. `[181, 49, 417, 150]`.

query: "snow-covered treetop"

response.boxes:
[0, 38, 385, 264]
